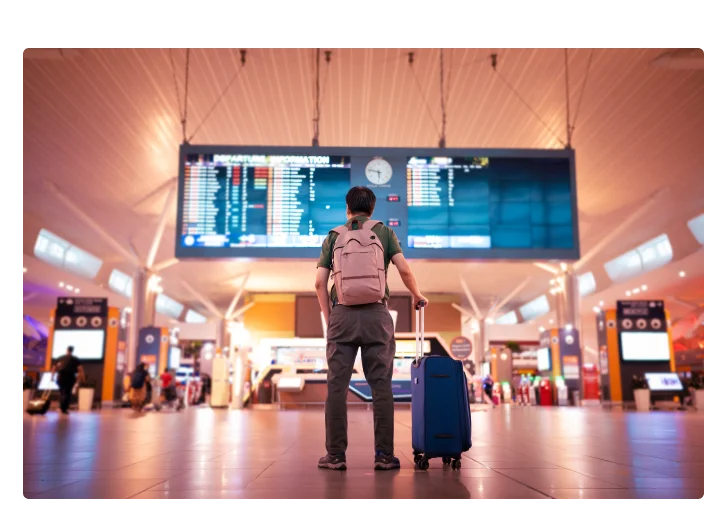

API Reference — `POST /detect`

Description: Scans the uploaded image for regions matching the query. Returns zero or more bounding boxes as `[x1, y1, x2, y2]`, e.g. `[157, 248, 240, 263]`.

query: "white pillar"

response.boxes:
[127, 269, 157, 372]
[215, 318, 228, 353]
[564, 270, 580, 331]
[554, 290, 566, 328]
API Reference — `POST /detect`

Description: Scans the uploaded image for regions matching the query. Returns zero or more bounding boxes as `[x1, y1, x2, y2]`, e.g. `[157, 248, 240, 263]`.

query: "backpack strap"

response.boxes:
[332, 225, 348, 239]
[362, 219, 381, 230]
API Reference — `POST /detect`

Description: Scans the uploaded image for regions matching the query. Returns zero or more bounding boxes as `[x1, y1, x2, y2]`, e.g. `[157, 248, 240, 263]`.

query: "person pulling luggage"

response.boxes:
[483, 373, 497, 408]
[315, 186, 428, 471]
[52, 346, 85, 415]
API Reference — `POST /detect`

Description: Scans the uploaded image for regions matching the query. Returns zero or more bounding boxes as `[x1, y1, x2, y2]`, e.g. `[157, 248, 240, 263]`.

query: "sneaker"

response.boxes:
[318, 453, 347, 470]
[374, 452, 401, 470]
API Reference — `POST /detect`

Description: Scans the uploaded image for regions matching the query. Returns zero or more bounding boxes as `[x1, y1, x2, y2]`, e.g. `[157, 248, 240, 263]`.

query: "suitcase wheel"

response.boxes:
[414, 455, 429, 470]
[451, 459, 462, 470]
[413, 453, 422, 464]
[442, 457, 451, 465]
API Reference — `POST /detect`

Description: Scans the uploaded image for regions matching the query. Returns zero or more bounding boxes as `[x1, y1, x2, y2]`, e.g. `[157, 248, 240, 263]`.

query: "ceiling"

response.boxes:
[23, 48, 704, 318]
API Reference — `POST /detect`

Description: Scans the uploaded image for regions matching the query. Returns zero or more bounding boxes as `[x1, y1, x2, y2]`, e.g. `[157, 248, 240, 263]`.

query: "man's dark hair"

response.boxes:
[67, 346, 74, 354]
[346, 186, 376, 216]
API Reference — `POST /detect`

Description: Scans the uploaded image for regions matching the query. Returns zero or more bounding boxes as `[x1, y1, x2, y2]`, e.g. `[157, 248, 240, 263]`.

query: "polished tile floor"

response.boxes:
[24, 405, 704, 499]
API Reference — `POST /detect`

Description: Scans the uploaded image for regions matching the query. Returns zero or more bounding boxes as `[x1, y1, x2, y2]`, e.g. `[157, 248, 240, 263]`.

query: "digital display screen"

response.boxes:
[407, 156, 574, 250]
[179, 153, 350, 251]
[176, 146, 577, 259]
[38, 372, 59, 391]
[169, 347, 181, 369]
[537, 347, 552, 372]
[52, 329, 105, 360]
[621, 332, 671, 361]
[645, 373, 683, 391]
[392, 358, 413, 379]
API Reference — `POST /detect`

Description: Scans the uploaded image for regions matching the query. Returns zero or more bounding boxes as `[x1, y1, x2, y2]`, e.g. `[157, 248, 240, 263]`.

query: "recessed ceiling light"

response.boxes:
[66, 285, 73, 291]
[641, 285, 647, 291]
[539, 326, 545, 332]
[75, 288, 80, 293]
[633, 288, 641, 294]
[23, 267, 27, 273]
[59, 282, 64, 288]
[549, 319, 554, 324]
[626, 290, 632, 296]
[679, 271, 686, 278]
[599, 300, 604, 307]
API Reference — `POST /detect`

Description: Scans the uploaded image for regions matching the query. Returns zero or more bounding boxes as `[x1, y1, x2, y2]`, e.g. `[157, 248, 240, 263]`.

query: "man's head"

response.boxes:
[346, 186, 376, 218]
[67, 346, 74, 355]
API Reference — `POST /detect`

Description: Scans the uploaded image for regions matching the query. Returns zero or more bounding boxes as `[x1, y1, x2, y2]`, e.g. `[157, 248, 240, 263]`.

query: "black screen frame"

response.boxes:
[175, 144, 579, 260]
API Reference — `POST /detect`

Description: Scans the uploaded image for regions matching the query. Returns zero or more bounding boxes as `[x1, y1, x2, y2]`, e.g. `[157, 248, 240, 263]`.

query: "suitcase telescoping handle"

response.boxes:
[415, 300, 426, 363]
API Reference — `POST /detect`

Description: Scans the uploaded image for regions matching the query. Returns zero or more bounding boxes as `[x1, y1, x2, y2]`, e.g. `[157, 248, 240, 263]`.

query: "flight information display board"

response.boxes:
[176, 145, 578, 259]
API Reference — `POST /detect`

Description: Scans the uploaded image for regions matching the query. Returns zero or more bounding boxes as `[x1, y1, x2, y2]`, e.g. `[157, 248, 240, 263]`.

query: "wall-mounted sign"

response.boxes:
[450, 336, 472, 359]
[563, 355, 580, 380]
[599, 345, 609, 375]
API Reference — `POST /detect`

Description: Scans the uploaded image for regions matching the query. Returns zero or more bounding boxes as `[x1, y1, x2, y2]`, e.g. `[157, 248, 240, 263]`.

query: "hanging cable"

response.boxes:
[188, 49, 247, 142]
[183, 49, 191, 143]
[318, 50, 333, 124]
[168, 49, 184, 130]
[439, 48, 447, 148]
[570, 48, 595, 140]
[490, 53, 566, 147]
[312, 48, 321, 147]
[408, 51, 441, 138]
[564, 49, 572, 148]
[168, 49, 191, 144]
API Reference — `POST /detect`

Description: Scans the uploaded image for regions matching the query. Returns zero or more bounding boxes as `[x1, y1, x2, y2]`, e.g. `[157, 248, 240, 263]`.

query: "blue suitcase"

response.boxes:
[411, 303, 472, 470]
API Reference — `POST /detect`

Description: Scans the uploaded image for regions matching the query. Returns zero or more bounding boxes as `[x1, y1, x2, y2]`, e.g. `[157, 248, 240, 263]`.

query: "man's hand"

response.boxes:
[315, 267, 331, 327]
[413, 294, 429, 310]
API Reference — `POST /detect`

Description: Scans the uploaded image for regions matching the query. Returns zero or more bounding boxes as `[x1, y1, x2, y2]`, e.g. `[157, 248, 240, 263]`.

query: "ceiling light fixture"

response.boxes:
[679, 271, 686, 278]
[599, 300, 604, 307]
[539, 326, 545, 332]
[59, 282, 64, 287]
[626, 290, 631, 296]
[633, 288, 641, 294]
[641, 285, 647, 291]
[23, 267, 27, 273]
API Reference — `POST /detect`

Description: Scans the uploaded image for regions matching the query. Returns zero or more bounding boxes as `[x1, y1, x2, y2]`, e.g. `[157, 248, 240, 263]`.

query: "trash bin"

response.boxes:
[78, 388, 94, 411]
[572, 390, 581, 407]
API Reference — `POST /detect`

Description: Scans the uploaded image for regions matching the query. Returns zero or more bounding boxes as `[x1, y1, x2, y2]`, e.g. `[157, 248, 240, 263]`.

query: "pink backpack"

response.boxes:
[331, 219, 386, 305]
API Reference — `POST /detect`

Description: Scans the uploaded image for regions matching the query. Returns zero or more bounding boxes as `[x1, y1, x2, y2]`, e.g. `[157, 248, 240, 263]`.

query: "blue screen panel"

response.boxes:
[175, 146, 578, 259]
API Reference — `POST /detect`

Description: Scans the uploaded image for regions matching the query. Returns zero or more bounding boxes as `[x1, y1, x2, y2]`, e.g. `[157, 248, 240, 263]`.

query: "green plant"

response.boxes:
[631, 375, 648, 390]
[504, 341, 521, 354]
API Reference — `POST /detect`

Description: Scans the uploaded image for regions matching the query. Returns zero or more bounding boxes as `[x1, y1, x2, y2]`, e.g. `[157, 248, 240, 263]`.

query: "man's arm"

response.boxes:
[315, 267, 331, 327]
[391, 253, 428, 309]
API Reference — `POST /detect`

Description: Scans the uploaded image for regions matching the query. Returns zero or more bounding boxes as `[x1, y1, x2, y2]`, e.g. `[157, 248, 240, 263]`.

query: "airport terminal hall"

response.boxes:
[22, 47, 704, 500]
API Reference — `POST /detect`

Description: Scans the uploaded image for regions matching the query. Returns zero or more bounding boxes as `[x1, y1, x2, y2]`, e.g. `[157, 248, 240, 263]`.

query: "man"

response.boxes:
[52, 346, 84, 415]
[483, 373, 497, 408]
[315, 186, 428, 471]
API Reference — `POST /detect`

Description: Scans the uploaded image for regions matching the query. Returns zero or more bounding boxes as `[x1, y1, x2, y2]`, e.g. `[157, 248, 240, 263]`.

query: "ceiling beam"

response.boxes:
[46, 181, 140, 266]
[490, 278, 531, 318]
[180, 280, 223, 319]
[146, 184, 176, 269]
[574, 187, 668, 272]
[459, 277, 482, 319]
[451, 303, 474, 320]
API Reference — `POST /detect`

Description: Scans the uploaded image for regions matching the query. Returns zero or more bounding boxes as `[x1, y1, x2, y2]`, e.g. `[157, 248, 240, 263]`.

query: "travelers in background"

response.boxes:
[129, 363, 150, 413]
[483, 373, 496, 408]
[52, 346, 84, 415]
